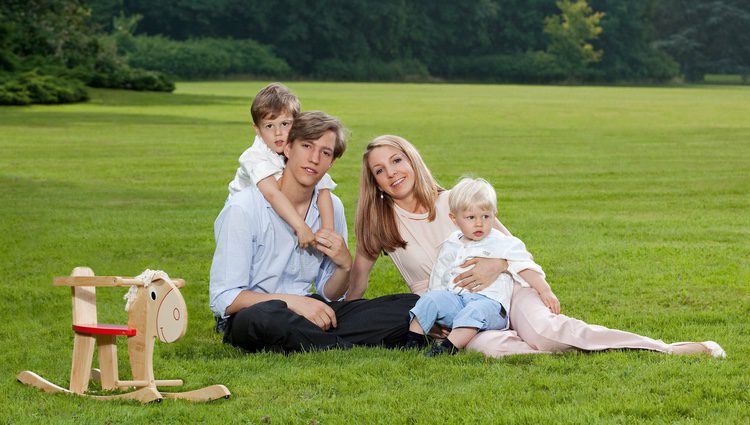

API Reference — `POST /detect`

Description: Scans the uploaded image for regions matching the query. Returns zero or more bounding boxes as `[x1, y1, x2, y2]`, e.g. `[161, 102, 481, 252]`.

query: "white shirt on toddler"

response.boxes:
[428, 228, 545, 315]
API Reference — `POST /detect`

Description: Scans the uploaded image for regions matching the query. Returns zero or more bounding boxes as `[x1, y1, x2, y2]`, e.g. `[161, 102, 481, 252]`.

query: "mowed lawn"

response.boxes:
[1, 82, 748, 424]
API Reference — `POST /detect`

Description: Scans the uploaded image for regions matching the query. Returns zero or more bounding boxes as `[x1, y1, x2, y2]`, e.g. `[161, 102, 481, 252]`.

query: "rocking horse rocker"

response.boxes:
[17, 267, 231, 403]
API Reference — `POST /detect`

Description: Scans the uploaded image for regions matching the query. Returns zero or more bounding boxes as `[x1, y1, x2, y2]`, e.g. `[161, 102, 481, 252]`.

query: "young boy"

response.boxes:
[406, 177, 554, 356]
[227, 83, 336, 248]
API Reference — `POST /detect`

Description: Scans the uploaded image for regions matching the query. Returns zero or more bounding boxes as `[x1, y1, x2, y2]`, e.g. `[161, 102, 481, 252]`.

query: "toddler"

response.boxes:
[406, 177, 551, 356]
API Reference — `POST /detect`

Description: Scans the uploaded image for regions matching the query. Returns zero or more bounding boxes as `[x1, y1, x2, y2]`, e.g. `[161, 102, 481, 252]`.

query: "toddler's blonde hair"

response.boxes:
[449, 177, 497, 214]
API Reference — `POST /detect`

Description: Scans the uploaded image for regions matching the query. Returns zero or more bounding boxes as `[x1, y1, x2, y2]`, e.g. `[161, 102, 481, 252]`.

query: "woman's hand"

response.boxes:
[538, 288, 561, 314]
[453, 257, 508, 292]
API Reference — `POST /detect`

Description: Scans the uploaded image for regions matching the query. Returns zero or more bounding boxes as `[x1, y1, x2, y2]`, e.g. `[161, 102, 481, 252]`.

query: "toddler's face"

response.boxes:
[255, 112, 294, 154]
[450, 206, 494, 242]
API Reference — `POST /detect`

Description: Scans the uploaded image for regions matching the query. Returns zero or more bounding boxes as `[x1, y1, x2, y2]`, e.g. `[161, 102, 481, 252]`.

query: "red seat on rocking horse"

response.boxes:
[71, 324, 137, 336]
[17, 267, 230, 403]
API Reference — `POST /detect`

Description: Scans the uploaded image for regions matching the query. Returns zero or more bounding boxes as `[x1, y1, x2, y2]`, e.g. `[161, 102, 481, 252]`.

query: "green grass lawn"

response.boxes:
[1, 82, 749, 424]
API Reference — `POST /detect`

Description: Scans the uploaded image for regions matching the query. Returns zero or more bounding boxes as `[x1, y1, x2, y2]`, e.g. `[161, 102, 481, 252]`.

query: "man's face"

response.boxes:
[283, 130, 336, 187]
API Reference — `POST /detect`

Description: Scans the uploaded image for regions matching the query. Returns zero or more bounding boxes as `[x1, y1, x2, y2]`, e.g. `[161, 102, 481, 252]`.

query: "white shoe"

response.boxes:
[701, 341, 726, 358]
[671, 341, 727, 358]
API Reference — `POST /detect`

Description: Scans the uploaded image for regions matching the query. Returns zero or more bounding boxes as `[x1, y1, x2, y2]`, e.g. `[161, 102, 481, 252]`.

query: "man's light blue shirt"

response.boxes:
[209, 185, 347, 319]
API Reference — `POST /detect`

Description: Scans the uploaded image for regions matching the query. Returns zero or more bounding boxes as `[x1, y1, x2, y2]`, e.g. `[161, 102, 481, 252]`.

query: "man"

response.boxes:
[210, 111, 418, 352]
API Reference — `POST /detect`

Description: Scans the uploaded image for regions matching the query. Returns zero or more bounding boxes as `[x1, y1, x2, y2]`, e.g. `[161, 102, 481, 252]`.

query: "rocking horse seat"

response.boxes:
[72, 324, 136, 337]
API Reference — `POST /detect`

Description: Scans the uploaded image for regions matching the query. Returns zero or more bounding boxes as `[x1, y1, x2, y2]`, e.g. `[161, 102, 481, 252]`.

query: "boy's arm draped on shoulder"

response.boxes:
[316, 188, 336, 231]
[257, 176, 315, 248]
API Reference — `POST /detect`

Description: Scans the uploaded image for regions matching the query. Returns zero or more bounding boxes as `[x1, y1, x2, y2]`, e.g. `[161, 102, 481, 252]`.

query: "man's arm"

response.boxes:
[226, 291, 338, 330]
[314, 228, 351, 300]
[313, 195, 351, 301]
[210, 193, 340, 330]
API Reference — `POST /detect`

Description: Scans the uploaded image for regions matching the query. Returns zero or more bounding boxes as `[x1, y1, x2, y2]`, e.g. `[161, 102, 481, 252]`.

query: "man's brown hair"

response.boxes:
[287, 111, 347, 159]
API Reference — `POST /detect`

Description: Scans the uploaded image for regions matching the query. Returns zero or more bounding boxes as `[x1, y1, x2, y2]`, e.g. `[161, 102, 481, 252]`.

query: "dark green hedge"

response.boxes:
[438, 52, 567, 83]
[0, 71, 88, 105]
[125, 36, 292, 80]
[312, 59, 430, 82]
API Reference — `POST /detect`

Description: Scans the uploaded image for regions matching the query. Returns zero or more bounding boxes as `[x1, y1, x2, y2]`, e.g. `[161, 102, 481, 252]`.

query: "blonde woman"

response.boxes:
[349, 135, 725, 358]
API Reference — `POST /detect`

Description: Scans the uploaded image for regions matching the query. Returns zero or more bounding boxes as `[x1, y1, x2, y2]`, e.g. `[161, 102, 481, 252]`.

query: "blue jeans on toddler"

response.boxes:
[410, 290, 508, 334]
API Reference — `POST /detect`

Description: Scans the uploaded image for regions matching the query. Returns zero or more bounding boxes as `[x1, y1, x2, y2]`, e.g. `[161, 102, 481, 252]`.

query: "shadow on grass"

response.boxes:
[88, 88, 246, 107]
[0, 110, 241, 128]
[0, 88, 247, 128]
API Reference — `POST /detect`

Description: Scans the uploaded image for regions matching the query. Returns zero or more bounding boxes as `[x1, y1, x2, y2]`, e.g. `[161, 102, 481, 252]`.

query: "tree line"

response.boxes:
[93, 0, 749, 83]
[2, 0, 748, 105]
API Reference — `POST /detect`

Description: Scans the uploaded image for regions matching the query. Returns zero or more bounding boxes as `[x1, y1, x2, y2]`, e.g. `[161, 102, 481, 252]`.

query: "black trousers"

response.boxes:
[224, 293, 419, 353]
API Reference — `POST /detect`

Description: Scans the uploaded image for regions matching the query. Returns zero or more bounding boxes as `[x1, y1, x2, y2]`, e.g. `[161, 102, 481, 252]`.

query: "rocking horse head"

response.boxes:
[146, 278, 188, 343]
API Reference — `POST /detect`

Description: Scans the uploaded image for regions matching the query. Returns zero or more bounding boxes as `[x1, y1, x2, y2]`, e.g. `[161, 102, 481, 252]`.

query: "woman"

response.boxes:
[349, 135, 725, 358]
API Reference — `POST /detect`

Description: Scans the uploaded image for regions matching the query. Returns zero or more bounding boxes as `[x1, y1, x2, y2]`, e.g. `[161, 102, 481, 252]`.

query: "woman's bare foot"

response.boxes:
[671, 341, 726, 358]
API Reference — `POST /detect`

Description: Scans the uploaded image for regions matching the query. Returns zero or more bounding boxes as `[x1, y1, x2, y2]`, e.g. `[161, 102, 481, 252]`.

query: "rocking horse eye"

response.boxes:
[150, 289, 157, 300]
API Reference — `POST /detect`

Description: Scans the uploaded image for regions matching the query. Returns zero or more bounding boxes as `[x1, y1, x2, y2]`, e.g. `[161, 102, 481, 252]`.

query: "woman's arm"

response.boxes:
[453, 257, 509, 292]
[347, 249, 376, 300]
[519, 269, 560, 314]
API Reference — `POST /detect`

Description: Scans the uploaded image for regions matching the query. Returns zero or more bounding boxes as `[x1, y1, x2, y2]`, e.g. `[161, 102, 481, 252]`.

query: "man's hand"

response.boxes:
[285, 295, 337, 330]
[453, 258, 508, 292]
[314, 229, 352, 270]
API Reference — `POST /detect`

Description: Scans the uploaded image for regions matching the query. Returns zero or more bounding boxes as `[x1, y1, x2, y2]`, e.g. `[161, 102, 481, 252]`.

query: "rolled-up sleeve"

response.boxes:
[209, 204, 255, 318]
[314, 195, 347, 300]
[240, 151, 283, 186]
[473, 233, 546, 288]
[316, 173, 337, 191]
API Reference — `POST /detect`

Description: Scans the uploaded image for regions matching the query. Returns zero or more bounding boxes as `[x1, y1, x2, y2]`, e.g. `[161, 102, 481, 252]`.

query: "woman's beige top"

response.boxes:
[389, 191, 456, 295]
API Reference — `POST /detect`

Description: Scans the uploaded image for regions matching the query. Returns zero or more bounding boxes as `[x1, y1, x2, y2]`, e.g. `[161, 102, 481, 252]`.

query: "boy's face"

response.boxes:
[254, 111, 294, 154]
[449, 206, 494, 242]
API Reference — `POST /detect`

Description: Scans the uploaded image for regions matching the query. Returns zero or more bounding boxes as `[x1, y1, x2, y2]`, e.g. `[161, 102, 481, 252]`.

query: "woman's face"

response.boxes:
[367, 146, 416, 201]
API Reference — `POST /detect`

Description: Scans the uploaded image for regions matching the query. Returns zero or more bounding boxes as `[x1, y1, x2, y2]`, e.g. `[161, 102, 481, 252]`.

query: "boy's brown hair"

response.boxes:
[287, 111, 347, 159]
[250, 83, 301, 124]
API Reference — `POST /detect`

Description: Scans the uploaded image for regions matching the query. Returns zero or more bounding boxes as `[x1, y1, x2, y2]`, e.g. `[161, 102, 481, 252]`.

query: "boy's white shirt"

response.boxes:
[227, 135, 336, 197]
[428, 228, 545, 313]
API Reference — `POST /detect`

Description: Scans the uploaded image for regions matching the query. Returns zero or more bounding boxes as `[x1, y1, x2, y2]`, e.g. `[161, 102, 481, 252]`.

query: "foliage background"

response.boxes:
[91, 0, 749, 83]
[3, 1, 749, 105]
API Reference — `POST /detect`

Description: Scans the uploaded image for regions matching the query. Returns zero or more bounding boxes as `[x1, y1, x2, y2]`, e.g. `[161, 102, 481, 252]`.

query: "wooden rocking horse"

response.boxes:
[17, 267, 230, 403]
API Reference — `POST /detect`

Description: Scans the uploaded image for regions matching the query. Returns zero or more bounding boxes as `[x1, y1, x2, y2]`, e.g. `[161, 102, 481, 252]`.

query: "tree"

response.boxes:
[588, 0, 678, 82]
[544, 0, 605, 79]
[652, 0, 750, 82]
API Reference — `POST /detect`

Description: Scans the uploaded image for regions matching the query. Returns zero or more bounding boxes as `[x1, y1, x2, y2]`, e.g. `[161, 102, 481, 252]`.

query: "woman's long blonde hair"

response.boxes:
[355, 135, 443, 259]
